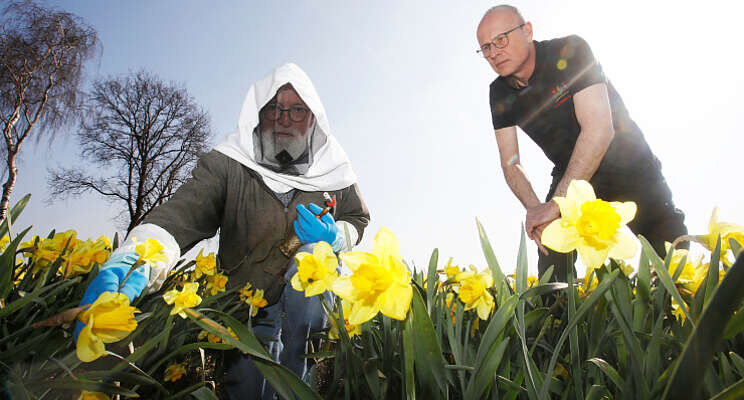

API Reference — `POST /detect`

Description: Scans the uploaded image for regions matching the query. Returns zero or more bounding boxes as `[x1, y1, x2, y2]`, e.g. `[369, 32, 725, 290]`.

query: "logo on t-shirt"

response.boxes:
[551, 81, 572, 109]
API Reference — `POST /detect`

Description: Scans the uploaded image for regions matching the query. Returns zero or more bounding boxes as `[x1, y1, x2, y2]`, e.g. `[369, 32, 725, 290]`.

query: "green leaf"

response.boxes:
[662, 253, 744, 400]
[474, 295, 517, 368]
[0, 225, 32, 298]
[402, 312, 416, 400]
[640, 235, 695, 328]
[410, 286, 449, 397]
[587, 358, 624, 393]
[519, 283, 569, 301]
[190, 385, 220, 400]
[0, 193, 30, 239]
[426, 248, 439, 314]
[723, 305, 744, 339]
[729, 352, 744, 376]
[477, 218, 506, 296]
[515, 226, 528, 294]
[584, 385, 608, 400]
[464, 338, 510, 399]
[710, 378, 744, 400]
[538, 269, 620, 400]
[187, 308, 323, 400]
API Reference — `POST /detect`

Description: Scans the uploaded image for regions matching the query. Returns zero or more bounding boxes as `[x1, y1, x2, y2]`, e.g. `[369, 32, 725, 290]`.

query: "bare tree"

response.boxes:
[0, 1, 99, 219]
[48, 71, 213, 232]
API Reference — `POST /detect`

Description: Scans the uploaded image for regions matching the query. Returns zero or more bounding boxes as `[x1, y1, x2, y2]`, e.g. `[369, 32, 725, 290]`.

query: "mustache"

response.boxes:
[262, 126, 305, 137]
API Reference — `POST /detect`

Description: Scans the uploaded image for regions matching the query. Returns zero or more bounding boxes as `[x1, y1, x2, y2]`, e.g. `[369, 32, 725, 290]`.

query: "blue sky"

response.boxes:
[10, 0, 744, 277]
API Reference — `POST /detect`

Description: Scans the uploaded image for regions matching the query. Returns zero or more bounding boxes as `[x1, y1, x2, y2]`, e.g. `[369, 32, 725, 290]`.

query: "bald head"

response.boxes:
[479, 5, 525, 31]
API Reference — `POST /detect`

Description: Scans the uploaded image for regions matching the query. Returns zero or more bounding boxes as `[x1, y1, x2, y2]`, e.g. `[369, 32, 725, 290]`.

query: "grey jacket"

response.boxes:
[143, 150, 370, 305]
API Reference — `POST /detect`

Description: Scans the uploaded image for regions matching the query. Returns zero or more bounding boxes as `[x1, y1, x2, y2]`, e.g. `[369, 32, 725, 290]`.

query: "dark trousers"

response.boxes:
[538, 175, 688, 282]
[223, 243, 329, 400]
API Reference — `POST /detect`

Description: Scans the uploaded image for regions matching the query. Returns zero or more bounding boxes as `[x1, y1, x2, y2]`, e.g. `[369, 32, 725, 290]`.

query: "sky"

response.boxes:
[7, 0, 744, 278]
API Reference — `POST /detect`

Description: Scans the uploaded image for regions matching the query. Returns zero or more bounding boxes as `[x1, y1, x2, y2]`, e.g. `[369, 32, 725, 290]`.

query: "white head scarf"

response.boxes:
[214, 62, 357, 193]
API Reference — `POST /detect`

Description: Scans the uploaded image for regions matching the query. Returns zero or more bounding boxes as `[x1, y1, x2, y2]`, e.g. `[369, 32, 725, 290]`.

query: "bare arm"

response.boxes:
[495, 126, 551, 253]
[552, 83, 615, 197]
[494, 126, 541, 210]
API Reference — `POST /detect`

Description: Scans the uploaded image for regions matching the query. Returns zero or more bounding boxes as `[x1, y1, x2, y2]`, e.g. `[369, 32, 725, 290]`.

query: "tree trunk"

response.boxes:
[0, 152, 18, 221]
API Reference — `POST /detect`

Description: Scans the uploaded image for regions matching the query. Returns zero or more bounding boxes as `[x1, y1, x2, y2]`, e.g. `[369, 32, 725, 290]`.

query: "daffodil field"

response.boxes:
[2, 180, 744, 399]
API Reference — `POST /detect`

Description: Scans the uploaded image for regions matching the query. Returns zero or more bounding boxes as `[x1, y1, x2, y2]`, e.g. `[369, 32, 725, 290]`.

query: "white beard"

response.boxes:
[260, 126, 309, 165]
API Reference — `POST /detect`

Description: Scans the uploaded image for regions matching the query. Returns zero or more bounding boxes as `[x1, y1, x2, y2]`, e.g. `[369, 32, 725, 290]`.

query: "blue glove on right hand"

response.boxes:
[73, 252, 148, 341]
[293, 203, 338, 245]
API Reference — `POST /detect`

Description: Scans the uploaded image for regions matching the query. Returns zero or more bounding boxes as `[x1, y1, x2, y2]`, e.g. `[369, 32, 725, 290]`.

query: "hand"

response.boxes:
[73, 252, 148, 341]
[526, 201, 560, 254]
[293, 203, 338, 245]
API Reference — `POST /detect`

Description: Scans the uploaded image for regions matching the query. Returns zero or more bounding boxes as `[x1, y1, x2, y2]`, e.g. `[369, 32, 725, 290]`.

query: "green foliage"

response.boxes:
[2, 194, 744, 400]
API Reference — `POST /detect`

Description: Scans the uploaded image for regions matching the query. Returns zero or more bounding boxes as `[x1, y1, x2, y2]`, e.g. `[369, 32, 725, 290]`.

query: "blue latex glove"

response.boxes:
[73, 252, 148, 341]
[293, 203, 338, 245]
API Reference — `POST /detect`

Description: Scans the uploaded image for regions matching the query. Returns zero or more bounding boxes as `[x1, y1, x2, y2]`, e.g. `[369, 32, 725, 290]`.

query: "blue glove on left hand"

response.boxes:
[73, 252, 148, 341]
[294, 203, 338, 245]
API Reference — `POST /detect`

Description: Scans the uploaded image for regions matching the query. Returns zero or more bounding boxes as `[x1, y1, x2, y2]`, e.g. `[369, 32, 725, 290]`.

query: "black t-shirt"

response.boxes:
[489, 35, 661, 194]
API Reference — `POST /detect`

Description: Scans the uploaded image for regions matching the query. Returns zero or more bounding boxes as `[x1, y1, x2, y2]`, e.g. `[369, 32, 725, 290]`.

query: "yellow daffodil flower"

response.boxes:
[455, 267, 494, 320]
[291, 241, 339, 297]
[0, 235, 10, 252]
[541, 180, 638, 270]
[76, 292, 139, 362]
[77, 391, 110, 400]
[162, 282, 202, 318]
[332, 227, 413, 325]
[328, 299, 361, 339]
[205, 272, 228, 296]
[443, 257, 461, 280]
[96, 235, 112, 250]
[193, 249, 216, 279]
[164, 362, 187, 382]
[703, 207, 744, 265]
[665, 243, 702, 289]
[62, 239, 110, 278]
[239, 283, 268, 316]
[29, 230, 79, 273]
[198, 329, 221, 343]
[132, 237, 169, 265]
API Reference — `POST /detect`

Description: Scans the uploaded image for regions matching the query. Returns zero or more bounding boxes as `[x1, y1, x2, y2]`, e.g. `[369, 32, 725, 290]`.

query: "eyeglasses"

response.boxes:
[476, 23, 525, 57]
[261, 103, 310, 123]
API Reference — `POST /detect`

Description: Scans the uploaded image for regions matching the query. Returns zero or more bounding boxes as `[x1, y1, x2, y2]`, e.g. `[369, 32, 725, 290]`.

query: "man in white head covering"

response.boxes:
[73, 63, 370, 399]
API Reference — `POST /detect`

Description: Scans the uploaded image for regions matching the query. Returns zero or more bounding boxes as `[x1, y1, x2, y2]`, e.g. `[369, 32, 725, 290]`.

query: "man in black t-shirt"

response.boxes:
[477, 5, 687, 282]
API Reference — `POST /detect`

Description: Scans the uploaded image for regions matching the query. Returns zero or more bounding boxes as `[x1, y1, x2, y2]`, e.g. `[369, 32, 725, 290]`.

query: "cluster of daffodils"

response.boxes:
[442, 261, 496, 321]
[239, 282, 268, 316]
[290, 227, 414, 336]
[17, 230, 111, 278]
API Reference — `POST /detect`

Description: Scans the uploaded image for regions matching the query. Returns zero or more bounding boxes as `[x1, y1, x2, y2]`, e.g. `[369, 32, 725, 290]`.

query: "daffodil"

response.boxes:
[455, 267, 494, 320]
[332, 227, 413, 325]
[76, 292, 139, 362]
[703, 207, 744, 265]
[542, 180, 638, 270]
[0, 235, 10, 252]
[61, 239, 110, 278]
[164, 362, 187, 382]
[29, 230, 79, 273]
[193, 249, 216, 279]
[328, 299, 361, 339]
[132, 237, 169, 265]
[239, 283, 268, 316]
[205, 272, 228, 296]
[443, 257, 461, 280]
[163, 282, 202, 318]
[291, 241, 339, 297]
[198, 329, 221, 343]
[77, 391, 110, 400]
[665, 243, 702, 289]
